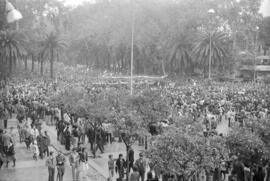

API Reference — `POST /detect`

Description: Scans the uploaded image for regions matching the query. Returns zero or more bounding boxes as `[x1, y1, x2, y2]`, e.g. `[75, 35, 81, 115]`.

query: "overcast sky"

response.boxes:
[260, 0, 270, 17]
[63, 0, 92, 6]
[63, 0, 270, 17]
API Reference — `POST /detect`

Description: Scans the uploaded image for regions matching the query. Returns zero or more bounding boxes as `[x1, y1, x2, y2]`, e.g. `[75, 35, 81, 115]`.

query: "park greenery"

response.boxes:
[0, 0, 269, 79]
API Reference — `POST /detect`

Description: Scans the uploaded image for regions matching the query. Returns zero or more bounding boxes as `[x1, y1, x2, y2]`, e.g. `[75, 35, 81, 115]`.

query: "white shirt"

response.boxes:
[31, 128, 39, 138]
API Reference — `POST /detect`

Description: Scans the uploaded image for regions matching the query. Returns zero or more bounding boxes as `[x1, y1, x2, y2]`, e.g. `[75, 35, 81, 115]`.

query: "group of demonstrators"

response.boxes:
[108, 150, 161, 181]
[55, 117, 110, 154]
[45, 143, 89, 181]
[163, 81, 270, 131]
[1, 68, 270, 181]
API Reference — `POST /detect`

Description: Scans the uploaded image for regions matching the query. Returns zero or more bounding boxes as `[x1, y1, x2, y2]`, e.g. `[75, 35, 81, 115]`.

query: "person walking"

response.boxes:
[253, 166, 265, 181]
[31, 126, 39, 143]
[56, 151, 66, 181]
[45, 151, 56, 181]
[5, 141, 16, 168]
[3, 106, 9, 129]
[1, 130, 13, 154]
[108, 154, 115, 181]
[128, 146, 135, 172]
[32, 140, 39, 161]
[116, 154, 126, 180]
[96, 129, 104, 153]
[64, 126, 71, 151]
[9, 127, 16, 146]
[44, 131, 51, 157]
[231, 157, 245, 181]
[79, 147, 88, 179]
[135, 153, 147, 181]
[69, 148, 79, 181]
[37, 132, 45, 159]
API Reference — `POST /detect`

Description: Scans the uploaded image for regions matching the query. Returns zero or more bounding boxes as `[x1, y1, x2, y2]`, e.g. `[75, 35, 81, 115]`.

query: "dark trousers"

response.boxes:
[96, 142, 104, 153]
[4, 120, 7, 129]
[57, 165, 65, 181]
[39, 147, 44, 159]
[139, 171, 145, 181]
[44, 147, 49, 157]
[89, 141, 94, 152]
[3, 146, 8, 154]
[119, 168, 124, 179]
[48, 168, 55, 181]
[129, 161, 134, 172]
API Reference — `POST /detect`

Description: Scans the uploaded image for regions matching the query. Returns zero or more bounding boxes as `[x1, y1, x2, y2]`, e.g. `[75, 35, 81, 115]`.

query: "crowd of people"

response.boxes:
[1, 69, 270, 181]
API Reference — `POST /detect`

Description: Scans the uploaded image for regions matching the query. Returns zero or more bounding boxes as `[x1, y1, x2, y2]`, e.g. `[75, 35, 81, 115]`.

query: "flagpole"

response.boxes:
[130, 0, 134, 95]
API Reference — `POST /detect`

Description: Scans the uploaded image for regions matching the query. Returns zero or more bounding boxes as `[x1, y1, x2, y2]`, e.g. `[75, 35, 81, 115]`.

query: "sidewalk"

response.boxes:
[4, 119, 106, 181]
[43, 122, 148, 180]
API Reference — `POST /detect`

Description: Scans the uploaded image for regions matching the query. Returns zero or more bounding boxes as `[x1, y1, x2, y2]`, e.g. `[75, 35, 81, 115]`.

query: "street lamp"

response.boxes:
[254, 26, 259, 82]
[207, 9, 215, 80]
[130, 0, 135, 95]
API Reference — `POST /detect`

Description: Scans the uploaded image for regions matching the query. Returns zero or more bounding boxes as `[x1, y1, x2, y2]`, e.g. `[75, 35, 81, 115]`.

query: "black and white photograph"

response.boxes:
[0, 0, 270, 181]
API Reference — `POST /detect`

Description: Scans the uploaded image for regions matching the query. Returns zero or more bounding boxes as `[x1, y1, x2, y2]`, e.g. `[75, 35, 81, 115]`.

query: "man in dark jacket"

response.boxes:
[135, 153, 147, 181]
[46, 151, 56, 181]
[56, 151, 66, 181]
[116, 154, 126, 179]
[64, 126, 71, 151]
[44, 131, 51, 157]
[37, 132, 46, 159]
[128, 146, 134, 172]
[231, 158, 245, 181]
[1, 130, 13, 154]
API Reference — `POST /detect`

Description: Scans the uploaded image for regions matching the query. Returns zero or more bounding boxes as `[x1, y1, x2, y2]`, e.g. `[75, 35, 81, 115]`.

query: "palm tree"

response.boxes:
[0, 0, 6, 30]
[41, 32, 67, 78]
[0, 30, 27, 75]
[193, 30, 228, 75]
[168, 36, 194, 74]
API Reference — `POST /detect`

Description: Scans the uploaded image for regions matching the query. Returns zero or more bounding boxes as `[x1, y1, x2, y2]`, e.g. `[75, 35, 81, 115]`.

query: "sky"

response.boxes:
[260, 0, 270, 17]
[63, 0, 270, 17]
[63, 0, 92, 6]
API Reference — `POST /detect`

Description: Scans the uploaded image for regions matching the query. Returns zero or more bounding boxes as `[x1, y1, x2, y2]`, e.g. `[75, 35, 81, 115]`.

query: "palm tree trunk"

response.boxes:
[136, 57, 139, 74]
[9, 48, 12, 75]
[50, 49, 54, 78]
[161, 59, 166, 76]
[24, 56, 27, 70]
[40, 57, 44, 76]
[107, 53, 111, 71]
[9, 56, 12, 75]
[31, 54, 35, 72]
[13, 57, 16, 71]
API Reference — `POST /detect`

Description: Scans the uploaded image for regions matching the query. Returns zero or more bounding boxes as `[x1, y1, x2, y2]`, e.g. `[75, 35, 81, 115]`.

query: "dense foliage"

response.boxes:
[0, 0, 269, 79]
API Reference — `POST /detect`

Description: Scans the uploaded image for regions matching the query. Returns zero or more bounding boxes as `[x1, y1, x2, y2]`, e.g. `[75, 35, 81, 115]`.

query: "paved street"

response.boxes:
[0, 118, 106, 181]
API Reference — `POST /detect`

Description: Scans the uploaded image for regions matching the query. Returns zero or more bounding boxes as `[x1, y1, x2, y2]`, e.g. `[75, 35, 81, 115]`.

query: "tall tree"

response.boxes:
[259, 17, 270, 55]
[41, 32, 66, 78]
[0, 30, 26, 75]
[193, 30, 229, 74]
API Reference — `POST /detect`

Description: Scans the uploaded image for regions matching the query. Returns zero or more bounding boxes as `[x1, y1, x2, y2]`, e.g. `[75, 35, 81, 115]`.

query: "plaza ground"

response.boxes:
[0, 116, 230, 181]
